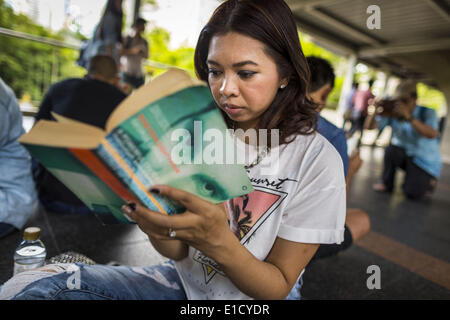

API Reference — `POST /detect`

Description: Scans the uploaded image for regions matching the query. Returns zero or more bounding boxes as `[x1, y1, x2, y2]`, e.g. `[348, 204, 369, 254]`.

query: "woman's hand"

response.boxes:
[122, 185, 232, 259]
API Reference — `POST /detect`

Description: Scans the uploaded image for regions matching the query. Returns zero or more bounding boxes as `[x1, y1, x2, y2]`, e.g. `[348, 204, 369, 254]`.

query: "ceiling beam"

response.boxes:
[287, 0, 341, 11]
[306, 7, 384, 45]
[425, 0, 450, 23]
[358, 38, 450, 58]
[293, 15, 356, 56]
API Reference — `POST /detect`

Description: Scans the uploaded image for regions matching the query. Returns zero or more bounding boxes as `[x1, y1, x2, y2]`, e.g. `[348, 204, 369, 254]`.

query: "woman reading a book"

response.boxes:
[1, 0, 345, 300]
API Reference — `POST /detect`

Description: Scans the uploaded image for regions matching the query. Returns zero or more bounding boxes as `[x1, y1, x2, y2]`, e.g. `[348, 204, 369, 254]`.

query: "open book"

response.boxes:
[20, 69, 254, 224]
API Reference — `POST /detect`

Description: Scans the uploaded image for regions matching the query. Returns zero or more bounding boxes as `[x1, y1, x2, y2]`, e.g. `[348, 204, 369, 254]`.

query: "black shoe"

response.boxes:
[0, 223, 17, 239]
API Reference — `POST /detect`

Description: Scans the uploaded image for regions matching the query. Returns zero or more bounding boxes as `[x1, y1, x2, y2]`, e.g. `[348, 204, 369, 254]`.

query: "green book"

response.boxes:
[20, 69, 253, 224]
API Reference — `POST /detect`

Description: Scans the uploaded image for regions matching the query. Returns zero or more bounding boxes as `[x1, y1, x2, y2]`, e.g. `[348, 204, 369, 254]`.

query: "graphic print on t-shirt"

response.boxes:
[193, 186, 288, 284]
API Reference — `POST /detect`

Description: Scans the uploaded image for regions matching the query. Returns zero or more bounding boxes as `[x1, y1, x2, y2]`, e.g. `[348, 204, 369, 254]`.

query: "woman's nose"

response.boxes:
[219, 75, 239, 98]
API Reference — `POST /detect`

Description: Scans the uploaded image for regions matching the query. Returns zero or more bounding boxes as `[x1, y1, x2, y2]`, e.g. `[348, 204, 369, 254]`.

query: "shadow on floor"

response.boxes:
[1, 145, 449, 299]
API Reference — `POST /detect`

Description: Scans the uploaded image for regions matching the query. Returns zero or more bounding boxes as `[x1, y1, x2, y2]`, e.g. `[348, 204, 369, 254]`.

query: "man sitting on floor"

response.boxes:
[34, 55, 127, 215]
[306, 56, 371, 260]
[372, 80, 441, 199]
[0, 77, 38, 238]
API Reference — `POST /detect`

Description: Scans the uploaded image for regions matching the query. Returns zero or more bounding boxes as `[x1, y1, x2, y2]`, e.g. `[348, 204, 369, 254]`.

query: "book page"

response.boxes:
[51, 112, 90, 126]
[105, 68, 206, 133]
[19, 120, 105, 149]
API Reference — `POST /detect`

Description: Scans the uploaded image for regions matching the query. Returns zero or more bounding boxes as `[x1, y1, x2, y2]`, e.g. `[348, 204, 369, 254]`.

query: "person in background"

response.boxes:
[0, 77, 38, 239]
[307, 56, 370, 260]
[34, 55, 127, 215]
[120, 17, 149, 89]
[347, 79, 375, 145]
[1, 0, 345, 300]
[78, 0, 124, 68]
[342, 81, 358, 132]
[373, 80, 441, 199]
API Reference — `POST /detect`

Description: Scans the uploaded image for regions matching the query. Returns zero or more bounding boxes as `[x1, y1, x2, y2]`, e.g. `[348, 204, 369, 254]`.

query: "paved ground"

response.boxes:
[1, 113, 449, 299]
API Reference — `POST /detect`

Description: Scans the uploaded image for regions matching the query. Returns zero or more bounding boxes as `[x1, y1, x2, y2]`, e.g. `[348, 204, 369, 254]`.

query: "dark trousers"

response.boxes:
[382, 145, 434, 199]
[347, 114, 367, 147]
[122, 73, 145, 89]
[309, 225, 353, 263]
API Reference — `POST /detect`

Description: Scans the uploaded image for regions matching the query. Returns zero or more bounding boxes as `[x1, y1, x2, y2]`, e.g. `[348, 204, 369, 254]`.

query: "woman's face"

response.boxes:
[206, 32, 286, 131]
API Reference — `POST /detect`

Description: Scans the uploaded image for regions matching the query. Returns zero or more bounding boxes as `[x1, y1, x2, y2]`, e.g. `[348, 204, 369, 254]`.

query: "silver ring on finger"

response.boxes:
[168, 227, 176, 238]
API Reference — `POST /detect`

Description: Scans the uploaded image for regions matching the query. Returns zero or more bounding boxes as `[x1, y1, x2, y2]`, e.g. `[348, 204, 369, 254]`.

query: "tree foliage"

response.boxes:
[0, 0, 84, 104]
[301, 33, 345, 109]
[144, 27, 195, 78]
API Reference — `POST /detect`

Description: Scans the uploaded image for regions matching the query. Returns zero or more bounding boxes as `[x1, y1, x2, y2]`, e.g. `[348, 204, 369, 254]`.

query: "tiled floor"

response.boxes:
[1, 143, 449, 299]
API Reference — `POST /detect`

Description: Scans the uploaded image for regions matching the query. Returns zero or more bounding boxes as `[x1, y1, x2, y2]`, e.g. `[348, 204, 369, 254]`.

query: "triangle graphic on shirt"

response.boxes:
[194, 186, 289, 285]
[202, 264, 217, 285]
[225, 187, 287, 243]
[205, 265, 214, 275]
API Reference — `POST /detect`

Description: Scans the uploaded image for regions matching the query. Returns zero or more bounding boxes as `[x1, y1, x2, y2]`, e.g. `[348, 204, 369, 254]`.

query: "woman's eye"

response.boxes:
[191, 174, 229, 201]
[199, 181, 216, 197]
[238, 71, 256, 79]
[208, 69, 222, 77]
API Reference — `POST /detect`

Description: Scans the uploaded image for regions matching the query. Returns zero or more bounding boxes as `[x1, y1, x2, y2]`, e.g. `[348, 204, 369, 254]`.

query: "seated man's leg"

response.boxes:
[378, 145, 408, 192]
[2, 261, 186, 300]
[402, 159, 434, 200]
[311, 226, 352, 261]
[345, 208, 371, 242]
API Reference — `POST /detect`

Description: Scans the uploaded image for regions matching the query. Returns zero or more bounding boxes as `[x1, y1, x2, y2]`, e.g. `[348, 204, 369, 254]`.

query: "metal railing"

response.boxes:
[0, 27, 179, 115]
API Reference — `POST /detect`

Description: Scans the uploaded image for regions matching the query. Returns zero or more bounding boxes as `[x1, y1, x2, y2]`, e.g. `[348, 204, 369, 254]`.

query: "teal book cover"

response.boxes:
[99, 85, 254, 214]
[20, 68, 253, 222]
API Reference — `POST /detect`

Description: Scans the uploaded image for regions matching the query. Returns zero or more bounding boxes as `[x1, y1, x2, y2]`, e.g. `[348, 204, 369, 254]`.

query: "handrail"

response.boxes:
[0, 27, 80, 49]
[0, 27, 179, 70]
[1, 26, 187, 116]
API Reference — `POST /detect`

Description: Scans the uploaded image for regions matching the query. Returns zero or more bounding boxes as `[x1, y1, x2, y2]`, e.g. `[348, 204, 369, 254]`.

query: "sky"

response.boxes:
[141, 0, 221, 48]
[7, 0, 221, 48]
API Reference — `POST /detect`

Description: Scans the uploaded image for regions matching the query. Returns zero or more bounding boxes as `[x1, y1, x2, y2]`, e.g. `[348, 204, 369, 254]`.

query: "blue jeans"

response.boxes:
[285, 275, 303, 300]
[11, 261, 186, 300]
[8, 261, 303, 300]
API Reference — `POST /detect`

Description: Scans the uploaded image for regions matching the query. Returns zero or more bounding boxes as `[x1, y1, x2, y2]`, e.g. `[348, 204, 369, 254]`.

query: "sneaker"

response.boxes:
[46, 251, 96, 265]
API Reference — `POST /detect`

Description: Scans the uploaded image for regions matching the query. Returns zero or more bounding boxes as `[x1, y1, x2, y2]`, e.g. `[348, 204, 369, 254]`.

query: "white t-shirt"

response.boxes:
[174, 132, 346, 300]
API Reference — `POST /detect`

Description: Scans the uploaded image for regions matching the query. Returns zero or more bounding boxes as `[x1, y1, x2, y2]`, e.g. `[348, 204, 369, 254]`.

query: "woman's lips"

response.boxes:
[223, 104, 245, 116]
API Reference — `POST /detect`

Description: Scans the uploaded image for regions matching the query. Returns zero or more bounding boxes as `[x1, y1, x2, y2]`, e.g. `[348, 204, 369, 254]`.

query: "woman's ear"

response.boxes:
[279, 79, 288, 89]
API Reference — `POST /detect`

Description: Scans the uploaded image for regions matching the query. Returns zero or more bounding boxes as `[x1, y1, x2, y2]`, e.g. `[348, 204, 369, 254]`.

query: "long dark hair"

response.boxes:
[98, 0, 123, 42]
[194, 0, 317, 145]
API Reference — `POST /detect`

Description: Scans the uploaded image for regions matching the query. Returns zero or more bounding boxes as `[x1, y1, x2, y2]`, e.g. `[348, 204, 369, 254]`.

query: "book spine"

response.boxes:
[68, 148, 138, 203]
[96, 137, 181, 215]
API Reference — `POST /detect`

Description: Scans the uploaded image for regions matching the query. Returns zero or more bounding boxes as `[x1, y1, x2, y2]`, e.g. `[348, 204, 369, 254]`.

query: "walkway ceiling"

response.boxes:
[287, 0, 450, 91]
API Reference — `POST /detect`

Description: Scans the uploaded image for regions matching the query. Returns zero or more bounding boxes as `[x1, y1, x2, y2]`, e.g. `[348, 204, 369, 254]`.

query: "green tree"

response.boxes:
[301, 33, 345, 109]
[144, 27, 195, 78]
[0, 0, 84, 105]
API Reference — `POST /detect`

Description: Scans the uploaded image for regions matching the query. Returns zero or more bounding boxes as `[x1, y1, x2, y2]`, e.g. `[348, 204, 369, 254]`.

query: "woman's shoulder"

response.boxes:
[282, 132, 344, 175]
[285, 131, 340, 156]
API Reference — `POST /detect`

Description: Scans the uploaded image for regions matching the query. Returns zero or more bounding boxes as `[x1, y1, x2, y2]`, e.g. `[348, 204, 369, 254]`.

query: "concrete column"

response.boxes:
[438, 87, 450, 164]
[337, 54, 357, 126]
[380, 73, 392, 97]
